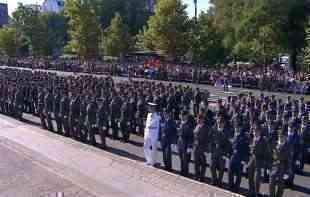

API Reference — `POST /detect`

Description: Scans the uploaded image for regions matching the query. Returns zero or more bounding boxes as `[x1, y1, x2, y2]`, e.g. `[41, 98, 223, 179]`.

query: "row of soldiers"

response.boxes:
[0, 68, 309, 197]
[159, 92, 309, 197]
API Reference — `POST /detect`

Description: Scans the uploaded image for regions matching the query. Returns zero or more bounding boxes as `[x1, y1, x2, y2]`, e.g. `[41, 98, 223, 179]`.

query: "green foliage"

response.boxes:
[102, 13, 130, 58]
[96, 0, 150, 35]
[191, 12, 227, 65]
[65, 0, 101, 60]
[12, 4, 68, 57]
[141, 0, 191, 60]
[0, 27, 18, 57]
[210, 0, 310, 69]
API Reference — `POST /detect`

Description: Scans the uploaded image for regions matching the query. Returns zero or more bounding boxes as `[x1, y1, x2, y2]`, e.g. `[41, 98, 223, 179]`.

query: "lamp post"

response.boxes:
[194, 0, 198, 23]
[193, 0, 199, 83]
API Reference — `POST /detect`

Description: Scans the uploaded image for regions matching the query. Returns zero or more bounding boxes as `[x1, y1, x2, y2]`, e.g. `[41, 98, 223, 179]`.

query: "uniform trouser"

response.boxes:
[144, 136, 158, 166]
[98, 125, 107, 148]
[46, 112, 54, 132]
[88, 124, 97, 145]
[69, 118, 79, 138]
[193, 103, 200, 116]
[178, 147, 190, 176]
[62, 117, 70, 136]
[111, 118, 119, 139]
[248, 159, 263, 196]
[270, 165, 286, 197]
[79, 122, 87, 142]
[228, 161, 243, 192]
[136, 116, 144, 135]
[120, 120, 129, 142]
[14, 104, 23, 120]
[194, 148, 206, 181]
[162, 144, 172, 171]
[39, 109, 47, 129]
[210, 155, 225, 185]
[55, 114, 63, 133]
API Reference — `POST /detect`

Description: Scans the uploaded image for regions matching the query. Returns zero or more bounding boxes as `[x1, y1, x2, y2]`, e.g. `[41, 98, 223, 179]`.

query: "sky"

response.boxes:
[7, 0, 209, 16]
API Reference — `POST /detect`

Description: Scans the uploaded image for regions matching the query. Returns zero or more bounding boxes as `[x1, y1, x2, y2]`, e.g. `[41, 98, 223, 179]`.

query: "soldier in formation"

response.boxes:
[0, 68, 308, 197]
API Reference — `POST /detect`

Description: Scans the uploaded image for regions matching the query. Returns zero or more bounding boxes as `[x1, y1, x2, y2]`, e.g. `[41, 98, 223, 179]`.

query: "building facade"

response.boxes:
[42, 0, 65, 13]
[0, 3, 8, 28]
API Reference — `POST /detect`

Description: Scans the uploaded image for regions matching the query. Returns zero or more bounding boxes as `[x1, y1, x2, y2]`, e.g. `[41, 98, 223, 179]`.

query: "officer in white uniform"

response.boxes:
[144, 102, 161, 166]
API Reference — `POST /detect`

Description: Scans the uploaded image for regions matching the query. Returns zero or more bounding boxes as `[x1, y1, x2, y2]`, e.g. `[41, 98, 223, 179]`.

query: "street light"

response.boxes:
[194, 0, 198, 23]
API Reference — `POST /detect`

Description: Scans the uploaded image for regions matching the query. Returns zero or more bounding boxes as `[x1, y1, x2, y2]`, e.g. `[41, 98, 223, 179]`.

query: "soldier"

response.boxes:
[60, 91, 70, 137]
[300, 116, 310, 172]
[86, 98, 98, 145]
[14, 86, 24, 120]
[110, 91, 122, 140]
[193, 113, 210, 182]
[248, 123, 271, 197]
[44, 89, 54, 132]
[79, 94, 88, 142]
[228, 122, 250, 193]
[269, 130, 291, 197]
[69, 93, 80, 139]
[120, 97, 130, 142]
[177, 110, 194, 177]
[210, 116, 232, 186]
[97, 98, 108, 149]
[287, 121, 302, 186]
[38, 87, 47, 129]
[144, 102, 161, 166]
[136, 94, 146, 136]
[53, 88, 62, 133]
[160, 110, 177, 171]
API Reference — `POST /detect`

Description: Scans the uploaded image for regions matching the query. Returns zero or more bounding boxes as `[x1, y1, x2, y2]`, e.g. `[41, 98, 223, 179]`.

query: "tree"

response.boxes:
[12, 3, 47, 56]
[0, 27, 18, 57]
[96, 0, 150, 35]
[191, 12, 227, 65]
[102, 13, 130, 58]
[65, 0, 101, 60]
[140, 0, 190, 60]
[40, 12, 68, 56]
[210, 0, 310, 69]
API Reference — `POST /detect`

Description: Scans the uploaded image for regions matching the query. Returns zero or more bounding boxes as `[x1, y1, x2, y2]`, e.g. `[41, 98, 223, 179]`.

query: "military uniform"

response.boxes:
[120, 99, 130, 142]
[69, 96, 80, 139]
[210, 124, 232, 186]
[53, 91, 62, 133]
[86, 100, 98, 145]
[269, 135, 291, 197]
[60, 94, 70, 136]
[160, 114, 177, 171]
[97, 99, 108, 149]
[228, 129, 250, 192]
[248, 133, 271, 197]
[177, 112, 194, 177]
[193, 122, 210, 182]
[44, 91, 54, 132]
[110, 94, 122, 139]
[38, 89, 47, 129]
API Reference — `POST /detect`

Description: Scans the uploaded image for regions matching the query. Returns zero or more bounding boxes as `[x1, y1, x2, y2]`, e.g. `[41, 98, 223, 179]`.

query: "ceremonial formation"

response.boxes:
[0, 67, 308, 197]
[3, 58, 310, 95]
